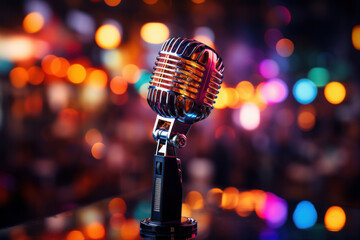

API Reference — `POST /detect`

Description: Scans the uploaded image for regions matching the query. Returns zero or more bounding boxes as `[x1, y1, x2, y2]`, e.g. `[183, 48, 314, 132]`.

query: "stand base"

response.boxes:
[140, 217, 197, 239]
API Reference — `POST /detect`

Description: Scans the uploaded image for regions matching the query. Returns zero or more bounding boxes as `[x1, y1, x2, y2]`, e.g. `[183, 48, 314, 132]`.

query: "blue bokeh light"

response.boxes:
[292, 78, 317, 104]
[292, 200, 317, 229]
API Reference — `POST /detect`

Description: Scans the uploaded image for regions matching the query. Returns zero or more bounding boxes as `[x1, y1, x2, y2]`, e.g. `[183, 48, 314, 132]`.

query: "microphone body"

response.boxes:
[140, 37, 224, 239]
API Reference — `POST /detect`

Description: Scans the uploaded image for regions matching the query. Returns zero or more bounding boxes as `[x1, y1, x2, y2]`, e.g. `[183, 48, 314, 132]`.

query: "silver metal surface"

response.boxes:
[147, 37, 224, 124]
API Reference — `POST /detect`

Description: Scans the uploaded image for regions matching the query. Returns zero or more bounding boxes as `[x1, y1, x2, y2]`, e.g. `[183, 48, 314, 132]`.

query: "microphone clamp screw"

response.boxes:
[170, 134, 187, 148]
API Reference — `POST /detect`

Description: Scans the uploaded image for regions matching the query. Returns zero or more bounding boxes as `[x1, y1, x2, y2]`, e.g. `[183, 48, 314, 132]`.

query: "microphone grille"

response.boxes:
[148, 37, 224, 123]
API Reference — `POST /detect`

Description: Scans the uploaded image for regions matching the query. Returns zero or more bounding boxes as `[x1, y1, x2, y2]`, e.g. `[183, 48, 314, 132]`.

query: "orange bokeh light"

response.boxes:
[110, 76, 128, 95]
[140, 23, 169, 44]
[28, 66, 45, 85]
[91, 142, 105, 159]
[324, 206, 346, 232]
[122, 64, 140, 84]
[297, 111, 316, 131]
[236, 191, 255, 217]
[41, 55, 57, 75]
[185, 191, 204, 210]
[182, 203, 192, 217]
[352, 25, 360, 50]
[143, 0, 158, 4]
[108, 197, 127, 215]
[9, 67, 29, 88]
[236, 81, 255, 101]
[85, 129, 103, 146]
[68, 64, 87, 84]
[23, 12, 44, 34]
[66, 230, 85, 240]
[51, 57, 70, 78]
[251, 189, 267, 219]
[206, 188, 223, 207]
[104, 0, 121, 7]
[276, 38, 295, 57]
[95, 24, 121, 49]
[120, 219, 140, 240]
[221, 187, 239, 209]
[85, 222, 105, 239]
[110, 213, 125, 230]
[87, 69, 108, 89]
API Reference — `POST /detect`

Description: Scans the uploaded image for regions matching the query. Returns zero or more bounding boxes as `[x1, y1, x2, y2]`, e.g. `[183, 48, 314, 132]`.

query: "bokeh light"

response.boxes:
[293, 201, 317, 229]
[108, 197, 126, 215]
[238, 103, 260, 131]
[119, 219, 140, 240]
[221, 187, 239, 209]
[260, 78, 288, 104]
[87, 69, 108, 89]
[140, 22, 169, 44]
[110, 76, 128, 95]
[297, 110, 316, 131]
[182, 203, 192, 217]
[9, 67, 29, 88]
[23, 12, 44, 34]
[276, 38, 294, 57]
[41, 55, 57, 75]
[67, 64, 86, 84]
[192, 0, 206, 4]
[324, 81, 346, 104]
[236, 191, 255, 217]
[28, 66, 45, 85]
[185, 191, 204, 210]
[85, 222, 105, 239]
[206, 188, 223, 207]
[259, 59, 279, 79]
[122, 64, 140, 84]
[267, 6, 291, 27]
[261, 193, 288, 228]
[51, 57, 70, 78]
[293, 79, 317, 104]
[66, 230, 85, 240]
[236, 81, 255, 101]
[95, 24, 121, 49]
[143, 0, 158, 5]
[308, 67, 330, 87]
[110, 213, 125, 230]
[352, 25, 360, 50]
[104, 0, 121, 7]
[324, 206, 346, 232]
[85, 129, 103, 146]
[91, 142, 105, 159]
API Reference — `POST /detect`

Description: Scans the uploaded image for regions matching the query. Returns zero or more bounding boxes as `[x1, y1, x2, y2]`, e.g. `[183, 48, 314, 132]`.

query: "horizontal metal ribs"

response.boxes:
[149, 53, 205, 101]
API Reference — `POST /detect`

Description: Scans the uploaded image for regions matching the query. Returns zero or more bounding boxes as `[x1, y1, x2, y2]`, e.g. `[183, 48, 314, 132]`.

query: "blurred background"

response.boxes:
[0, 0, 359, 237]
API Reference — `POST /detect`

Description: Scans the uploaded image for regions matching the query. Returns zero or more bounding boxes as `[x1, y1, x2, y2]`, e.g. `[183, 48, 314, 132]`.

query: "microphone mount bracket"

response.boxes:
[152, 115, 191, 157]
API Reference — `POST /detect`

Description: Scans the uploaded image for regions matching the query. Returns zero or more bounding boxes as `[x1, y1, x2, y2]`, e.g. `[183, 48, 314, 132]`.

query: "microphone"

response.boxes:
[140, 37, 224, 239]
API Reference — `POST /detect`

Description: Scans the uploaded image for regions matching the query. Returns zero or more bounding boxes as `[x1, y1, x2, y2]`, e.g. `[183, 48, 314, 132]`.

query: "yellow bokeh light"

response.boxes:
[352, 25, 360, 50]
[9, 67, 29, 88]
[68, 64, 86, 84]
[221, 187, 239, 209]
[104, 0, 121, 7]
[185, 191, 204, 210]
[236, 81, 255, 102]
[324, 206, 346, 232]
[236, 191, 255, 217]
[95, 24, 121, 49]
[227, 88, 241, 109]
[87, 69, 108, 89]
[324, 81, 346, 104]
[110, 76, 128, 95]
[140, 22, 169, 44]
[23, 12, 44, 34]
[213, 87, 229, 109]
[181, 203, 192, 217]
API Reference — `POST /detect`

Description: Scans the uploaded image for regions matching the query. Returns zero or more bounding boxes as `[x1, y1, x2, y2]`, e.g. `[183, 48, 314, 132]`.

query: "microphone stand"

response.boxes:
[140, 115, 197, 239]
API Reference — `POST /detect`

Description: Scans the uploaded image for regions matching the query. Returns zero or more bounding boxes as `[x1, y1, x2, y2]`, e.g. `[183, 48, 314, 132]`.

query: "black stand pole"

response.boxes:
[140, 155, 197, 239]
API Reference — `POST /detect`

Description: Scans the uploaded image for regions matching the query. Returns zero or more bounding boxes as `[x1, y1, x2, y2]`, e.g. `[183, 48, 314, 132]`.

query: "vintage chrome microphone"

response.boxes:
[140, 37, 224, 238]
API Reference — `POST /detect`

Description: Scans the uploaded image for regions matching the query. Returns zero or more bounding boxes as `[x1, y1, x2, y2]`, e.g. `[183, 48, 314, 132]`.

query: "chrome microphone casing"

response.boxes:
[147, 37, 224, 124]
